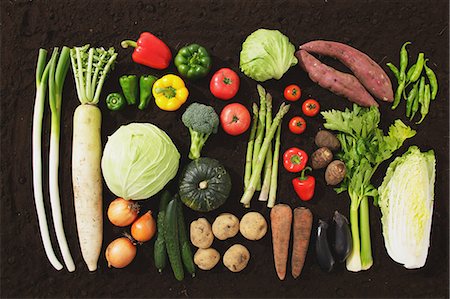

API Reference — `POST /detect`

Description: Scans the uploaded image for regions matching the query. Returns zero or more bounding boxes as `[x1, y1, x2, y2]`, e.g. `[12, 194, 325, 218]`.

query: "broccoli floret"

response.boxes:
[182, 102, 219, 160]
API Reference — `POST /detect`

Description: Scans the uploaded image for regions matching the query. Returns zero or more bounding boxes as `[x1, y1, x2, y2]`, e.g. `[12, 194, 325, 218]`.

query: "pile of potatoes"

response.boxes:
[190, 211, 267, 272]
[312, 130, 346, 185]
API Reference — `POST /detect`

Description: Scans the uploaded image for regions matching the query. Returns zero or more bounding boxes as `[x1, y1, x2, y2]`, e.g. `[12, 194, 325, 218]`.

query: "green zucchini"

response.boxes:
[154, 190, 171, 272]
[176, 196, 196, 277]
[164, 198, 184, 281]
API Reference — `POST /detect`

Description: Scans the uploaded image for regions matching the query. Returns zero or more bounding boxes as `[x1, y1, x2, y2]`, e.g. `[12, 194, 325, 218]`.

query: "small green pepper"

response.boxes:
[119, 75, 138, 105]
[139, 75, 157, 110]
[406, 63, 416, 83]
[386, 63, 400, 81]
[424, 60, 438, 100]
[405, 81, 419, 118]
[391, 80, 405, 110]
[417, 84, 431, 124]
[411, 76, 425, 120]
[399, 41, 411, 81]
[408, 53, 424, 83]
[106, 93, 126, 111]
[174, 44, 212, 80]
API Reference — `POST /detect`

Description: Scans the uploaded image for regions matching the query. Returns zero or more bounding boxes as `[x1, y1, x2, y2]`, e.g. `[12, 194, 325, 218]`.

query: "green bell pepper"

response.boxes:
[119, 75, 138, 105]
[106, 92, 126, 111]
[174, 44, 211, 80]
[139, 75, 157, 110]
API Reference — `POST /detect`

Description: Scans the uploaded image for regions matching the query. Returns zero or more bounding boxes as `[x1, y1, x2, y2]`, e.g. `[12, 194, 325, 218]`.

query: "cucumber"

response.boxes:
[164, 198, 184, 281]
[176, 196, 196, 277]
[154, 190, 171, 272]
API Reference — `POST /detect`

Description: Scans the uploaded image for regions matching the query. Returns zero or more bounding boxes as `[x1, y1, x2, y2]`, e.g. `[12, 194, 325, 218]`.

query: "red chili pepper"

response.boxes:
[292, 167, 315, 201]
[283, 147, 308, 173]
[121, 32, 172, 70]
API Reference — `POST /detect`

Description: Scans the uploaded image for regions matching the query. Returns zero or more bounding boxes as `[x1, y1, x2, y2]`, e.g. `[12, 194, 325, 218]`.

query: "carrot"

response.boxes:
[291, 207, 313, 278]
[270, 204, 292, 280]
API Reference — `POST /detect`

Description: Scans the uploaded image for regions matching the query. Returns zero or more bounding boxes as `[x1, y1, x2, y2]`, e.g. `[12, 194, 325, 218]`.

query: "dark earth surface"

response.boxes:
[1, 0, 449, 298]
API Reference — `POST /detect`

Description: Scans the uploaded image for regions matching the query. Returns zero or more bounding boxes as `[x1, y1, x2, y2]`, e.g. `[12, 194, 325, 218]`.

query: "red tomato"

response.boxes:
[210, 68, 240, 100]
[289, 116, 306, 134]
[302, 99, 320, 117]
[220, 103, 251, 136]
[284, 84, 302, 101]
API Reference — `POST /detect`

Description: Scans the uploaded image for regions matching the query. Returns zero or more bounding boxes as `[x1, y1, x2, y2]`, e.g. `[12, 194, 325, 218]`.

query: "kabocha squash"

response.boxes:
[179, 158, 231, 212]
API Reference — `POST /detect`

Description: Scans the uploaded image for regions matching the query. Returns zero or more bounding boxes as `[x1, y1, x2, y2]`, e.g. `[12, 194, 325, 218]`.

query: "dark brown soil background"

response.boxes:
[1, 0, 449, 298]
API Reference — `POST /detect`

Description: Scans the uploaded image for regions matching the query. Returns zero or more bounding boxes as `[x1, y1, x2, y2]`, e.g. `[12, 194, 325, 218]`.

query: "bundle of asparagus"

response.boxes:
[240, 85, 290, 208]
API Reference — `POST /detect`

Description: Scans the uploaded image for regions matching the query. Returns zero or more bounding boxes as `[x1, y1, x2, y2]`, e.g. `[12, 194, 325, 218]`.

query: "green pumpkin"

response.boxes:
[179, 157, 232, 212]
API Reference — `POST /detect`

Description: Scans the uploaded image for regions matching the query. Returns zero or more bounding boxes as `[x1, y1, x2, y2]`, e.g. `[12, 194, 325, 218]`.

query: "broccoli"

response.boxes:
[182, 102, 219, 160]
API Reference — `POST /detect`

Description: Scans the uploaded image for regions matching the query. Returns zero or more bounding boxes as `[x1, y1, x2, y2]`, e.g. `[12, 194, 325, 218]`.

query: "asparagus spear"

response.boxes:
[244, 103, 259, 189]
[252, 84, 266, 191]
[241, 103, 290, 207]
[268, 123, 282, 208]
[258, 92, 273, 201]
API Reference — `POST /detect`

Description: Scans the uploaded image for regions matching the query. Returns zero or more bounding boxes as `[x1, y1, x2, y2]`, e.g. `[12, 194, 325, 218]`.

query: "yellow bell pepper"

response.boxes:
[152, 74, 189, 111]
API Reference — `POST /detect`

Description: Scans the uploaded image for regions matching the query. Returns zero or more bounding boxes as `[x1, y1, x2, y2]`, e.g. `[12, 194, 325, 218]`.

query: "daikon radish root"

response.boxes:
[72, 104, 103, 271]
[270, 204, 292, 280]
[291, 207, 313, 278]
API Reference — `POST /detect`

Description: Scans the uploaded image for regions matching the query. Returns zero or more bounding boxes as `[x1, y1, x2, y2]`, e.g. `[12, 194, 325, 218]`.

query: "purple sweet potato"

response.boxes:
[296, 50, 378, 107]
[300, 40, 393, 102]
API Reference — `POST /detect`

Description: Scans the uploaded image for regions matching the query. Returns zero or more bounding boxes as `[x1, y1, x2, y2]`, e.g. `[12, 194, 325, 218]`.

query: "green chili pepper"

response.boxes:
[424, 60, 438, 100]
[386, 63, 400, 81]
[406, 63, 416, 83]
[119, 75, 138, 105]
[405, 81, 419, 118]
[392, 80, 405, 110]
[417, 84, 431, 124]
[174, 44, 212, 80]
[399, 42, 411, 81]
[106, 92, 126, 111]
[138, 75, 157, 110]
[411, 76, 425, 121]
[408, 53, 424, 83]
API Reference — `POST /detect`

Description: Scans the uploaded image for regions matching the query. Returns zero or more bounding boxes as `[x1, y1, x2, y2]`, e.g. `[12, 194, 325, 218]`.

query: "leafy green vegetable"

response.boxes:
[240, 29, 297, 82]
[322, 104, 416, 272]
[101, 123, 180, 200]
[378, 146, 435, 269]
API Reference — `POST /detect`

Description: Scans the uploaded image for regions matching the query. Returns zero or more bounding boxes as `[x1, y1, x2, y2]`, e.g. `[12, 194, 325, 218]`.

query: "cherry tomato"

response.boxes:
[283, 147, 308, 173]
[289, 116, 306, 134]
[220, 103, 251, 136]
[210, 68, 240, 100]
[284, 84, 302, 102]
[302, 99, 320, 117]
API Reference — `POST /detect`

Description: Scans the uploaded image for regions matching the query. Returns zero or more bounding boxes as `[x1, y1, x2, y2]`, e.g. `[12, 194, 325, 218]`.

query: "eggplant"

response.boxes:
[333, 211, 352, 262]
[315, 220, 335, 272]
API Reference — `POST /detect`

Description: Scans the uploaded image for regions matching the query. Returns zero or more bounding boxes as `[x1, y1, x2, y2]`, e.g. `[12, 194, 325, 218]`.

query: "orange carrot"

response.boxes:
[291, 207, 313, 278]
[270, 204, 292, 280]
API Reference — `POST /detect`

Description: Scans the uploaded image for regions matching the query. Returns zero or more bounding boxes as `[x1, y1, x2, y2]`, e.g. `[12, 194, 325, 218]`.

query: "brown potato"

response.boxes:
[190, 218, 214, 249]
[223, 244, 250, 272]
[194, 248, 220, 270]
[239, 212, 267, 240]
[212, 213, 240, 240]
[325, 160, 346, 185]
[315, 130, 341, 151]
[311, 147, 333, 169]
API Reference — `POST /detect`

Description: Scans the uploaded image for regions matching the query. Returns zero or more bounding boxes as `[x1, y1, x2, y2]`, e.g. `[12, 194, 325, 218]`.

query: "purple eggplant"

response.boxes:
[333, 211, 352, 262]
[315, 219, 335, 272]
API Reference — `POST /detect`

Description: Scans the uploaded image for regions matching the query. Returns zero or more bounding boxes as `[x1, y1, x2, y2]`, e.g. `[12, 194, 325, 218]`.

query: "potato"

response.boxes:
[325, 160, 346, 185]
[194, 248, 220, 270]
[311, 147, 333, 169]
[212, 213, 240, 240]
[190, 218, 214, 249]
[223, 244, 250, 272]
[315, 130, 341, 151]
[239, 212, 267, 240]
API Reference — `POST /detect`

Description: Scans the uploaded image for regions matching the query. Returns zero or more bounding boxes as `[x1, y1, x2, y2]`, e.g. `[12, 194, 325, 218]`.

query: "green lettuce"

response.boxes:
[378, 146, 435, 269]
[101, 123, 180, 200]
[240, 29, 297, 82]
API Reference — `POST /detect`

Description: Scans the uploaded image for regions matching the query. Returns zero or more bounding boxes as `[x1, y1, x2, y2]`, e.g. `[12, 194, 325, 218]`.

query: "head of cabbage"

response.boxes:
[240, 29, 298, 82]
[101, 123, 180, 200]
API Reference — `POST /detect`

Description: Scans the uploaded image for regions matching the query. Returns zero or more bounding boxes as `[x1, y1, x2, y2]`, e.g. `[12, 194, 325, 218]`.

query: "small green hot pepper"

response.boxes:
[139, 75, 157, 110]
[424, 60, 438, 100]
[411, 76, 425, 120]
[174, 44, 212, 80]
[417, 84, 431, 124]
[405, 81, 419, 118]
[408, 53, 424, 83]
[386, 63, 400, 81]
[119, 75, 138, 105]
[399, 41, 411, 81]
[106, 93, 126, 111]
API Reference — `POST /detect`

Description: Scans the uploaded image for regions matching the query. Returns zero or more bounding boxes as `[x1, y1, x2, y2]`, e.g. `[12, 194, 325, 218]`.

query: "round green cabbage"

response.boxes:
[101, 123, 180, 200]
[240, 29, 298, 82]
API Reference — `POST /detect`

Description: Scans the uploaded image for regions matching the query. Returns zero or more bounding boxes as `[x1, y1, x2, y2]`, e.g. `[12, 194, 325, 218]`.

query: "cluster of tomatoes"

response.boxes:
[284, 84, 320, 134]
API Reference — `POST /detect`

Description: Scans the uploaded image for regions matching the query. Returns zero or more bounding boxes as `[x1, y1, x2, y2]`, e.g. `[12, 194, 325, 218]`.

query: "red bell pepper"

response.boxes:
[121, 32, 172, 70]
[283, 147, 308, 173]
[292, 167, 315, 201]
